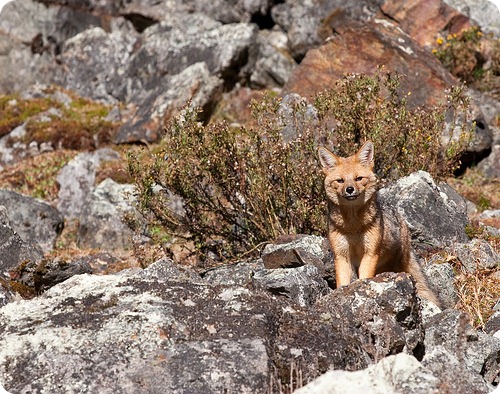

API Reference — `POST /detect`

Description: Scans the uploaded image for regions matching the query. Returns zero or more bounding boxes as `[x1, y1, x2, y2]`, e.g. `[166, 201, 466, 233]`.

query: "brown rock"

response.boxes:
[380, 0, 470, 47]
[284, 17, 458, 108]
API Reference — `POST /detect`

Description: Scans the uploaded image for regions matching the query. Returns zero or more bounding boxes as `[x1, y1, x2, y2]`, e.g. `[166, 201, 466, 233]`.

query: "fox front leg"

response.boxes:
[358, 254, 378, 279]
[334, 255, 356, 287]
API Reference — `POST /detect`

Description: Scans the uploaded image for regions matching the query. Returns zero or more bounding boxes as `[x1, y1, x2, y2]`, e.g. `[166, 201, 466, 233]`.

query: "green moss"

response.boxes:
[0, 85, 120, 150]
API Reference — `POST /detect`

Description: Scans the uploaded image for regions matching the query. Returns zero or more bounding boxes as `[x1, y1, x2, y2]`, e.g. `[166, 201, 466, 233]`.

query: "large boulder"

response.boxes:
[379, 171, 469, 248]
[284, 17, 457, 108]
[0, 261, 432, 393]
[115, 62, 224, 143]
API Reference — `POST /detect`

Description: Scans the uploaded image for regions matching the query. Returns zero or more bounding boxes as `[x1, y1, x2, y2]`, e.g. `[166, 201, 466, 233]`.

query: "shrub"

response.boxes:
[128, 72, 472, 260]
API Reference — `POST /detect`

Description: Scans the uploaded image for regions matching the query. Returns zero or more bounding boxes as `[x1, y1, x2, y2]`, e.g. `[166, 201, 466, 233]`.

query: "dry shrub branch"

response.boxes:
[128, 72, 472, 260]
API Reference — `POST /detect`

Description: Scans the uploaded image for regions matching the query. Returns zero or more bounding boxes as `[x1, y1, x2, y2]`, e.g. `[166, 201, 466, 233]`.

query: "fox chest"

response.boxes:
[329, 232, 378, 266]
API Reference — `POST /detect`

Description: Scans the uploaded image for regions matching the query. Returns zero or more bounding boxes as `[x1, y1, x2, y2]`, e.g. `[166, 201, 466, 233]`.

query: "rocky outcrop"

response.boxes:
[1, 259, 498, 393]
[379, 171, 469, 248]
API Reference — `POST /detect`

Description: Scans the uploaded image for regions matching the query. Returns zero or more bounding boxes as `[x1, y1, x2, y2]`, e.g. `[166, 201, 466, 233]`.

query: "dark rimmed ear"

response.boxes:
[356, 140, 374, 168]
[318, 146, 339, 173]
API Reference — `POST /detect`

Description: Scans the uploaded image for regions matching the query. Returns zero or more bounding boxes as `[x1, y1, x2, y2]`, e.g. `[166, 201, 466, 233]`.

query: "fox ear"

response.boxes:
[318, 147, 339, 172]
[356, 141, 374, 167]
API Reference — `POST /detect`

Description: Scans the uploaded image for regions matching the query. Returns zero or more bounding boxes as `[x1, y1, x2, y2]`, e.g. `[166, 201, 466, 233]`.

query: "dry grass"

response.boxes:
[447, 168, 500, 211]
[0, 150, 77, 203]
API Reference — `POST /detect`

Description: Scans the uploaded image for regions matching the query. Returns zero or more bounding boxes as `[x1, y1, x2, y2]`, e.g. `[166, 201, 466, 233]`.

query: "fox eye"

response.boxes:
[336, 179, 344, 184]
[355, 176, 363, 181]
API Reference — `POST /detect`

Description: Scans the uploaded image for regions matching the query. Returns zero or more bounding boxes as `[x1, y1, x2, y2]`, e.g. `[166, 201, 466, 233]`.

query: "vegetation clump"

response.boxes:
[433, 26, 500, 94]
[129, 72, 473, 260]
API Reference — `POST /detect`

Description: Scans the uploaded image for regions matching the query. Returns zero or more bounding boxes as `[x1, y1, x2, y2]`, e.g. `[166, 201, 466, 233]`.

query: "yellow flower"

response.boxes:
[447, 34, 453, 40]
[436, 37, 444, 45]
[432, 49, 438, 54]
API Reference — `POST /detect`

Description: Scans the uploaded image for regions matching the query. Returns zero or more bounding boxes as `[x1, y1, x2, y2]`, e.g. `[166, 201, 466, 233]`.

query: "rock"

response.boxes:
[32, 257, 93, 293]
[115, 62, 223, 143]
[248, 29, 297, 88]
[449, 238, 500, 273]
[294, 353, 440, 394]
[278, 93, 319, 142]
[202, 259, 264, 286]
[0, 0, 104, 94]
[51, 27, 138, 104]
[424, 308, 500, 385]
[77, 178, 137, 251]
[485, 311, 500, 335]
[442, 0, 500, 37]
[188, 0, 274, 24]
[261, 234, 334, 285]
[252, 265, 330, 306]
[284, 17, 457, 108]
[0, 260, 437, 393]
[272, 273, 425, 386]
[0, 265, 277, 393]
[0, 190, 63, 254]
[380, 0, 470, 47]
[0, 280, 14, 307]
[125, 15, 256, 95]
[0, 0, 102, 45]
[57, 148, 121, 219]
[465, 332, 500, 385]
[424, 261, 458, 309]
[478, 144, 500, 178]
[271, 0, 383, 59]
[422, 345, 491, 393]
[0, 206, 42, 275]
[379, 171, 469, 249]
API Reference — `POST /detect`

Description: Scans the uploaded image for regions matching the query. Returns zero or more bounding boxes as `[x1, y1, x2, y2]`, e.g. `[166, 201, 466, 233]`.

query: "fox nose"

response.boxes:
[346, 186, 355, 195]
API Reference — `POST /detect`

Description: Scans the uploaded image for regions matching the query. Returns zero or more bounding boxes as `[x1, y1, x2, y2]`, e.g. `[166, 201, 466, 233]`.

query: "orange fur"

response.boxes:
[318, 141, 441, 306]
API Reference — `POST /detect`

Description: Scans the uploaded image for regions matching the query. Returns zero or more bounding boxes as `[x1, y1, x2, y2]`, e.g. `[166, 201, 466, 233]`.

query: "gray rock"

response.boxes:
[0, 0, 103, 94]
[424, 261, 458, 309]
[248, 29, 297, 88]
[252, 265, 330, 306]
[450, 238, 500, 273]
[0, 268, 431, 393]
[202, 259, 264, 286]
[422, 345, 491, 393]
[424, 308, 500, 386]
[33, 257, 93, 293]
[77, 178, 137, 251]
[187, 0, 274, 24]
[57, 148, 121, 219]
[465, 332, 500, 385]
[52, 27, 138, 104]
[115, 62, 223, 143]
[278, 93, 319, 142]
[126, 15, 256, 95]
[0, 190, 63, 254]
[272, 273, 425, 387]
[484, 311, 500, 335]
[379, 171, 469, 249]
[478, 144, 500, 179]
[0, 267, 277, 393]
[294, 353, 440, 394]
[0, 0, 101, 45]
[0, 281, 14, 307]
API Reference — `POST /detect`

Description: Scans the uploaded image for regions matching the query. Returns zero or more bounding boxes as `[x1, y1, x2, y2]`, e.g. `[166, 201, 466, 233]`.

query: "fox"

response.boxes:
[318, 140, 441, 307]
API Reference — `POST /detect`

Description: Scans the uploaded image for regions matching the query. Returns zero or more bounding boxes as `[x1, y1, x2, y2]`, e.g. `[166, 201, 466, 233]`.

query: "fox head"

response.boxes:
[318, 141, 378, 206]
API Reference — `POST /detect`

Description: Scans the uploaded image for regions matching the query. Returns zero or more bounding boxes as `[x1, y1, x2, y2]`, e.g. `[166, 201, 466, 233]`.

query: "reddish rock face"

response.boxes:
[284, 17, 458, 108]
[380, 0, 470, 48]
